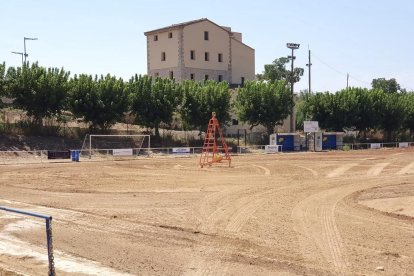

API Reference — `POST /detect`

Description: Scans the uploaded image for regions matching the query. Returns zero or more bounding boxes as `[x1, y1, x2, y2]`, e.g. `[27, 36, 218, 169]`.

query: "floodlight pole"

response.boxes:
[287, 43, 300, 133]
[306, 49, 312, 96]
[24, 37, 38, 64]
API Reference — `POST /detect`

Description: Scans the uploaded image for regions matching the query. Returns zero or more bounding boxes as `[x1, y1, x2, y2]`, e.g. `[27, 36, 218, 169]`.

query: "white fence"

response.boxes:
[0, 142, 413, 165]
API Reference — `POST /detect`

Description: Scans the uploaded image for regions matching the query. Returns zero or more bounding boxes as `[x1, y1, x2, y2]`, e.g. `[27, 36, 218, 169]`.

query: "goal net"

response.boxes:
[81, 134, 150, 160]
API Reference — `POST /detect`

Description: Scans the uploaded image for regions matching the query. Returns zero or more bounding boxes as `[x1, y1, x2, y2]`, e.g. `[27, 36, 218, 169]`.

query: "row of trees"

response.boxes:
[2, 61, 414, 141]
[297, 88, 414, 140]
[1, 63, 226, 136]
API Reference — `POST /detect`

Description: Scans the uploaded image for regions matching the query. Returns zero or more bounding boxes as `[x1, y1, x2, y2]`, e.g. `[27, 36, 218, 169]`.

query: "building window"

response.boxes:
[190, 73, 194, 80]
[232, 119, 239, 125]
[218, 75, 223, 82]
[204, 31, 209, 40]
[161, 52, 166, 61]
[205, 74, 209, 81]
[218, 53, 223, 62]
[168, 32, 173, 38]
[154, 35, 158, 41]
[204, 52, 209, 61]
[190, 50, 195, 60]
[241, 77, 245, 85]
[169, 71, 174, 79]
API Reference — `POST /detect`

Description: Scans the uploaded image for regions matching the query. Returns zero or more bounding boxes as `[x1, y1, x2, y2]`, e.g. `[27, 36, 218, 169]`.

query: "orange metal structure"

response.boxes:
[199, 112, 231, 168]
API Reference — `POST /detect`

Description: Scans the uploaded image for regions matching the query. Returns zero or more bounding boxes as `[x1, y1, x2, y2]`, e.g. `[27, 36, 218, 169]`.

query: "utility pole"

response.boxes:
[286, 43, 300, 133]
[306, 49, 312, 96]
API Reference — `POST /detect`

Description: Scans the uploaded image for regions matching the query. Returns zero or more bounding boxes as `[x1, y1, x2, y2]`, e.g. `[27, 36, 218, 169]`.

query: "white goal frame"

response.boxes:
[86, 134, 151, 159]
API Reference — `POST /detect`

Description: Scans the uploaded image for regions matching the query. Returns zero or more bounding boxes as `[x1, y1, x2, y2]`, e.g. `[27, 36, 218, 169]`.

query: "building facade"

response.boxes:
[144, 18, 255, 85]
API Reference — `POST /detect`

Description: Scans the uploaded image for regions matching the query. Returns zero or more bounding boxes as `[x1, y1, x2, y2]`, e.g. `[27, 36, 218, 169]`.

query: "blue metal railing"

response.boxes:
[0, 206, 55, 276]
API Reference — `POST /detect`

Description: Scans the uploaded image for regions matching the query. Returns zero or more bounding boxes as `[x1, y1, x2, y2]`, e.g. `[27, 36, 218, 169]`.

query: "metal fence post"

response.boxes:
[46, 218, 55, 276]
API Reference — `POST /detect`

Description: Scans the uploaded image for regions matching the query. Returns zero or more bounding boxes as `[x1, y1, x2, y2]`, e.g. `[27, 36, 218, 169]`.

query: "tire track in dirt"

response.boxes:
[322, 204, 348, 273]
[189, 183, 286, 276]
[292, 185, 358, 275]
[340, 195, 414, 234]
[252, 164, 271, 176]
[291, 163, 413, 276]
[326, 163, 359, 178]
[397, 161, 414, 175]
[289, 164, 319, 177]
[366, 163, 389, 176]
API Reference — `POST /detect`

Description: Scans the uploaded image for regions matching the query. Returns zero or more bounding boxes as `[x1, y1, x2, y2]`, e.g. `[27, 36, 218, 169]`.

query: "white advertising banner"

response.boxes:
[113, 148, 133, 156]
[265, 145, 281, 153]
[370, 143, 381, 149]
[304, 121, 319, 132]
[172, 147, 191, 154]
[399, 142, 409, 148]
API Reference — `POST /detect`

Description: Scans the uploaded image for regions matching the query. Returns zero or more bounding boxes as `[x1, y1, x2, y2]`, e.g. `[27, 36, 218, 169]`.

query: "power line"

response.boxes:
[311, 51, 371, 86]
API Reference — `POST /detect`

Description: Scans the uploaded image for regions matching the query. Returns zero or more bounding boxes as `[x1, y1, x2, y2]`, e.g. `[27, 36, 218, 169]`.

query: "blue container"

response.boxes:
[71, 150, 80, 162]
[322, 134, 337, 150]
[276, 134, 294, 151]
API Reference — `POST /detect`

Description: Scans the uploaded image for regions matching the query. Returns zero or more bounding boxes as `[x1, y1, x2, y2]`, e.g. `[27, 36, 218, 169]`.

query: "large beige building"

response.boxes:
[144, 18, 255, 85]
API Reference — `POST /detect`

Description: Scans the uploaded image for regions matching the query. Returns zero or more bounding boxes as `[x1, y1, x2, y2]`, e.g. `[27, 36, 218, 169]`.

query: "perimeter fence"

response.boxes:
[0, 142, 413, 165]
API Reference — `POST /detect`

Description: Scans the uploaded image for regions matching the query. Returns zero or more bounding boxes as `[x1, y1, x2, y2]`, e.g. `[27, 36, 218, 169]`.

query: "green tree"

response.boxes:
[379, 92, 406, 141]
[302, 92, 333, 130]
[0, 62, 6, 108]
[262, 57, 304, 84]
[403, 93, 414, 139]
[7, 62, 70, 125]
[128, 75, 181, 137]
[0, 62, 5, 93]
[235, 80, 293, 135]
[371, 78, 401, 93]
[69, 74, 128, 129]
[180, 80, 231, 132]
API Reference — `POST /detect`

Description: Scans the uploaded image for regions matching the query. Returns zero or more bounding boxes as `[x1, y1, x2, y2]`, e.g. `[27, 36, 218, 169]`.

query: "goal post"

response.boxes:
[81, 134, 151, 159]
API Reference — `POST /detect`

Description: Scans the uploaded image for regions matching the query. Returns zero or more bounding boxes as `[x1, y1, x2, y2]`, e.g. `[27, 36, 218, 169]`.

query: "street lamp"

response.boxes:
[24, 37, 38, 64]
[11, 51, 24, 66]
[286, 42, 300, 133]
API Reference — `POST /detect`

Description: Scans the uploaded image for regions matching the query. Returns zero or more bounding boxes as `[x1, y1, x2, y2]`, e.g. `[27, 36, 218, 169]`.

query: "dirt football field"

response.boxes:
[0, 148, 414, 275]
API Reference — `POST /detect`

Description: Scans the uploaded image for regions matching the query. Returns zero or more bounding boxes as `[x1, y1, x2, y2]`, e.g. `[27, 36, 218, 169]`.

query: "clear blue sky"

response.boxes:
[1, 0, 413, 92]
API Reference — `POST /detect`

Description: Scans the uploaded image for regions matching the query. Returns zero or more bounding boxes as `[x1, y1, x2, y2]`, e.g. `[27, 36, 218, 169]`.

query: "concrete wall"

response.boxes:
[231, 38, 255, 85]
[183, 21, 230, 72]
[147, 29, 179, 70]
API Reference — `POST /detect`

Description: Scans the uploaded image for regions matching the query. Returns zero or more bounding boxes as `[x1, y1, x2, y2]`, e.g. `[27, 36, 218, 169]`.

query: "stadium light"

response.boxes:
[286, 42, 300, 133]
[11, 51, 24, 65]
[24, 37, 38, 63]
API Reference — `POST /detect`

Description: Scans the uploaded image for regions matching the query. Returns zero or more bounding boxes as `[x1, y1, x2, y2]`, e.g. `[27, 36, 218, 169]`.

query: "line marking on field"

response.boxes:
[252, 165, 271, 176]
[290, 164, 318, 176]
[397, 162, 414, 175]
[326, 163, 358, 178]
[366, 163, 390, 176]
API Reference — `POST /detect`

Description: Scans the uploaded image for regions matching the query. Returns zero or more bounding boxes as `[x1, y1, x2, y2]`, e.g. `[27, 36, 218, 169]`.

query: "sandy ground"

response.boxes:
[0, 148, 413, 275]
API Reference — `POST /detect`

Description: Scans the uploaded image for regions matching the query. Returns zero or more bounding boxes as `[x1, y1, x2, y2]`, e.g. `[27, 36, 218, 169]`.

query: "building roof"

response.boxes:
[144, 18, 255, 51]
[144, 18, 231, 35]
